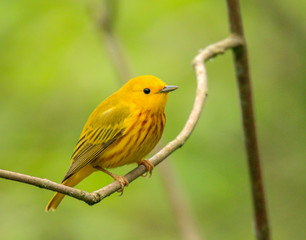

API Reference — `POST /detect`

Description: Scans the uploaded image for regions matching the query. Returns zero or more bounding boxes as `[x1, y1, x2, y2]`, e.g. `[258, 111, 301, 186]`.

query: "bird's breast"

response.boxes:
[96, 110, 166, 168]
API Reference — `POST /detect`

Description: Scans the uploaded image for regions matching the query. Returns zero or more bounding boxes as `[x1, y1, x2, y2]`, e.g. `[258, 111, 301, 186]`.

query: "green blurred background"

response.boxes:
[0, 0, 305, 239]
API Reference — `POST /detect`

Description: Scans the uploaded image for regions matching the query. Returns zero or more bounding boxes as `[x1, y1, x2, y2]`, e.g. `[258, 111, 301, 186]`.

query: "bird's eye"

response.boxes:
[143, 88, 150, 94]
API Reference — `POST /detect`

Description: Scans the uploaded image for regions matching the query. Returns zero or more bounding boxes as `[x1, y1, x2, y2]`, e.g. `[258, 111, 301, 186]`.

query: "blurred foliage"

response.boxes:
[0, 0, 305, 240]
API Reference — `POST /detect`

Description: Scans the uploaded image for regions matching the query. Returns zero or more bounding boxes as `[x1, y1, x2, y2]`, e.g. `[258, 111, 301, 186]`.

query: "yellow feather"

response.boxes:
[46, 75, 178, 211]
[45, 165, 94, 211]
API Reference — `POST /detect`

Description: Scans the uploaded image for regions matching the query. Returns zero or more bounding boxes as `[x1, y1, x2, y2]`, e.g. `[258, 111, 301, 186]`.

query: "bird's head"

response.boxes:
[118, 75, 178, 111]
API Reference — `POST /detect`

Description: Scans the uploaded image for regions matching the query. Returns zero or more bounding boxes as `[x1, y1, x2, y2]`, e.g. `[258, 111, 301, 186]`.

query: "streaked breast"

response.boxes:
[97, 110, 166, 168]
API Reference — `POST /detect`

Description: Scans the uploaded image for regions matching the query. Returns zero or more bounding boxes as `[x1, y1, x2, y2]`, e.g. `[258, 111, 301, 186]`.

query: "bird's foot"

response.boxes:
[112, 174, 129, 195]
[94, 166, 129, 195]
[138, 159, 154, 178]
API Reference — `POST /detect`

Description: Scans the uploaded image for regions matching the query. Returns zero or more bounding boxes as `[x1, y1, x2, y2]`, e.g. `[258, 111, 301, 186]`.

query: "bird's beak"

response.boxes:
[159, 85, 179, 93]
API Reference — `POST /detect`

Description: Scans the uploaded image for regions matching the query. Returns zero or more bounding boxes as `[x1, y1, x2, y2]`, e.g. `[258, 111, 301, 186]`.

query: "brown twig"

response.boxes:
[0, 169, 98, 204]
[226, 1, 270, 240]
[0, 36, 242, 206]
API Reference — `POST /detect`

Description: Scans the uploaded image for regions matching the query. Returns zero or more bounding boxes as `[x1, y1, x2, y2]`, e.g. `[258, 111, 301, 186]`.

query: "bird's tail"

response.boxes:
[45, 165, 94, 212]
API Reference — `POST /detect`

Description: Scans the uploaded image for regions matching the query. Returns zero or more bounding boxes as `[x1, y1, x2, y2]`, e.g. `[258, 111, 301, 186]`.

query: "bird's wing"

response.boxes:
[62, 105, 130, 182]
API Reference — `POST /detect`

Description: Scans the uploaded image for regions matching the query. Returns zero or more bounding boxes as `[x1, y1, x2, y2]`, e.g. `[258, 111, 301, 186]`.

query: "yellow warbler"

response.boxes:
[46, 75, 178, 211]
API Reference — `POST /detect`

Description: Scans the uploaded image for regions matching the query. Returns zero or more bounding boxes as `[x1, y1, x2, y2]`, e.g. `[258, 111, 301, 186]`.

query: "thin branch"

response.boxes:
[226, 1, 270, 240]
[0, 36, 243, 206]
[0, 169, 99, 204]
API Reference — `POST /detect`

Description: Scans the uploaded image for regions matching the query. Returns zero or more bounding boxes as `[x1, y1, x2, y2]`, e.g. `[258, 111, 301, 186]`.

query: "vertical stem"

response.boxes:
[159, 162, 202, 240]
[226, 1, 270, 240]
[99, 0, 133, 80]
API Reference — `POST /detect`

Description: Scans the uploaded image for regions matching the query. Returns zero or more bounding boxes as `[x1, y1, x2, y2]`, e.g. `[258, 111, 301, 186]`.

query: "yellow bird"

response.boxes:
[46, 75, 178, 211]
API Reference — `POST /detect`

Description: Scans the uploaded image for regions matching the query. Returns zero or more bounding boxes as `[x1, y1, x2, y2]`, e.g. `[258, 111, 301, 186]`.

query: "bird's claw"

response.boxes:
[139, 159, 154, 178]
[114, 175, 129, 195]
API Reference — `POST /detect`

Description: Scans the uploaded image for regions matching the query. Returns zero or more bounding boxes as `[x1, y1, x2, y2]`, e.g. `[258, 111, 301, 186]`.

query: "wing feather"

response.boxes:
[62, 105, 130, 182]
